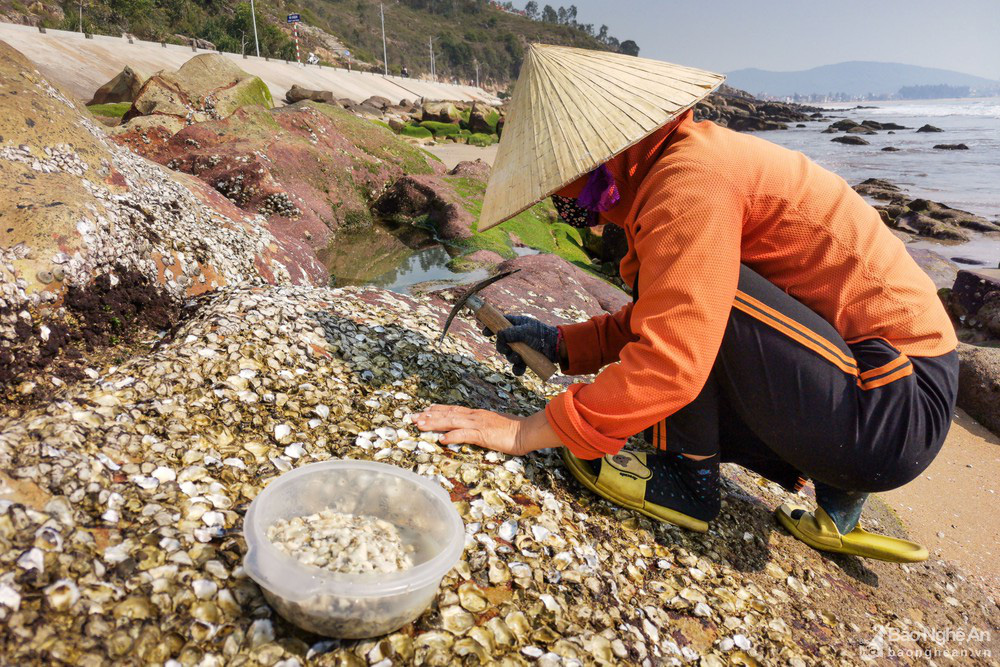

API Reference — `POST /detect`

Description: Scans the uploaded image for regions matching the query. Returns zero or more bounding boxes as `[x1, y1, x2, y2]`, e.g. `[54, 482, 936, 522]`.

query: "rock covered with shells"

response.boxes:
[0, 41, 325, 388]
[0, 281, 997, 665]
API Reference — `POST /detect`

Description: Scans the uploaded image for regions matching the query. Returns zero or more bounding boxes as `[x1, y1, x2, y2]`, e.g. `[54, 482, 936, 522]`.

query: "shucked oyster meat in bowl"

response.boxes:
[243, 460, 465, 638]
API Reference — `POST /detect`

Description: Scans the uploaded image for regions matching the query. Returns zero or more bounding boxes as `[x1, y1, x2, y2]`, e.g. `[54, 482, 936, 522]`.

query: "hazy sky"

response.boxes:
[558, 0, 1000, 80]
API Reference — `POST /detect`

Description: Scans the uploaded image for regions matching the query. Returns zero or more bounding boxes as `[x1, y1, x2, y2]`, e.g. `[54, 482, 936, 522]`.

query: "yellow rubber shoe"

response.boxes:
[561, 448, 709, 532]
[775, 503, 928, 563]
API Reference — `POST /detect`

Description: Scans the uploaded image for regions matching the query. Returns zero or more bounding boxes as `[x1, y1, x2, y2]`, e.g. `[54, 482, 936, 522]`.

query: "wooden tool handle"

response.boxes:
[475, 301, 557, 382]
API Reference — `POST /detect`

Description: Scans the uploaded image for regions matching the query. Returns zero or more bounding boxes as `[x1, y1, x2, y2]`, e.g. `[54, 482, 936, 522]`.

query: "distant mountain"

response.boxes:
[726, 61, 1000, 99]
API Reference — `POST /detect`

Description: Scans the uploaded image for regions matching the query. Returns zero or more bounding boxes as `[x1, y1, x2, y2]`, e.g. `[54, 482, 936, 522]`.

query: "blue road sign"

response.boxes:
[286, 13, 301, 22]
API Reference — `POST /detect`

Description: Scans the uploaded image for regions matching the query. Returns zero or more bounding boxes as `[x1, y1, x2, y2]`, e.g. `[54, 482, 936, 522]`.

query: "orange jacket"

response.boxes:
[545, 110, 957, 459]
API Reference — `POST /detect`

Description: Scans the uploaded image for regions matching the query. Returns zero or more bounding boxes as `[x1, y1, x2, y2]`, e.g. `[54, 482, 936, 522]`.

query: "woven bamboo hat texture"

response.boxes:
[478, 44, 725, 231]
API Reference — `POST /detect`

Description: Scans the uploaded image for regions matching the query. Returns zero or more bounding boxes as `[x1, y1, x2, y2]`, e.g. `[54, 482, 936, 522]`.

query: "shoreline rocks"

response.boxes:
[852, 178, 1000, 241]
[832, 135, 869, 145]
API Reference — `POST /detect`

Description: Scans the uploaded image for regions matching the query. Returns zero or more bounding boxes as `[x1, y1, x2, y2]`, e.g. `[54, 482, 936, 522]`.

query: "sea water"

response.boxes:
[757, 98, 1000, 223]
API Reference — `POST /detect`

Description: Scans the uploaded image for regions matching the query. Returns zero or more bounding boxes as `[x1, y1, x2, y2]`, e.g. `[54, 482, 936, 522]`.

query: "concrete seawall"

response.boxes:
[0, 21, 500, 106]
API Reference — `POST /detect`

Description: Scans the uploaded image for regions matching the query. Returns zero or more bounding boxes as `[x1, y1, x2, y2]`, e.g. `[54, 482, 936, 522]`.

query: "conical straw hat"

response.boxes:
[479, 44, 724, 231]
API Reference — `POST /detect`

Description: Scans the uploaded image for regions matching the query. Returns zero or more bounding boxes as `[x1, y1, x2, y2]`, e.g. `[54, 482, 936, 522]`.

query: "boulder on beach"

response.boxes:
[916, 124, 944, 132]
[896, 211, 970, 241]
[285, 84, 335, 104]
[121, 54, 273, 126]
[831, 135, 869, 145]
[950, 270, 1000, 324]
[468, 103, 501, 134]
[421, 101, 462, 124]
[846, 125, 877, 134]
[907, 199, 1000, 233]
[933, 143, 969, 150]
[363, 95, 393, 110]
[906, 249, 959, 289]
[87, 65, 146, 105]
[828, 118, 859, 131]
[957, 343, 1000, 437]
[881, 146, 900, 151]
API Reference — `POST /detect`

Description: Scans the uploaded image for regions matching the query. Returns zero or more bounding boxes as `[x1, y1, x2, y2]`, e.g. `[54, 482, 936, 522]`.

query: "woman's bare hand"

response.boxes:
[413, 405, 563, 457]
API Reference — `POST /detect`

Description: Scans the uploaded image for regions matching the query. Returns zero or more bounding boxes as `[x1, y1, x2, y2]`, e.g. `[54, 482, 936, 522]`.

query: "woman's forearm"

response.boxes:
[517, 409, 566, 454]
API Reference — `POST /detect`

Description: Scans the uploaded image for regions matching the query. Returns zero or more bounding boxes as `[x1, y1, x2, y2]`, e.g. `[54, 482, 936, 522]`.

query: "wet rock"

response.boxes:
[906, 199, 1000, 233]
[933, 143, 969, 150]
[846, 125, 877, 135]
[895, 212, 970, 241]
[881, 146, 899, 152]
[374, 174, 475, 240]
[950, 270, 1000, 324]
[856, 180, 1000, 239]
[285, 85, 335, 105]
[906, 249, 959, 289]
[853, 178, 906, 203]
[957, 343, 1000, 436]
[831, 135, 869, 145]
[87, 65, 147, 106]
[916, 124, 944, 132]
[828, 119, 860, 131]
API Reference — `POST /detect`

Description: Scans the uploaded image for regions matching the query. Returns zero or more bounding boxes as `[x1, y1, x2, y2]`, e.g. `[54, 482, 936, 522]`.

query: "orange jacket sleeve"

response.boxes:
[546, 160, 746, 459]
[558, 302, 637, 375]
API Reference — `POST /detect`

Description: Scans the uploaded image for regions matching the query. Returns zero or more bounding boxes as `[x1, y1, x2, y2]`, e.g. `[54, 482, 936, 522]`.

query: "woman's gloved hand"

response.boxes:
[483, 315, 559, 376]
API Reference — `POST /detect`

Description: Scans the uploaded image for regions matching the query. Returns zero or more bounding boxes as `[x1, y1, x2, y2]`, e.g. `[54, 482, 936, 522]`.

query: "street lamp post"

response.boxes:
[380, 3, 388, 76]
[429, 36, 435, 81]
[249, 0, 260, 57]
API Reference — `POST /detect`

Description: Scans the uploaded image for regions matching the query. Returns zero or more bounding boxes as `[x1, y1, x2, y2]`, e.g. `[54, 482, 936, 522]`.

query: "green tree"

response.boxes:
[524, 1, 538, 19]
[541, 4, 557, 22]
[618, 39, 639, 56]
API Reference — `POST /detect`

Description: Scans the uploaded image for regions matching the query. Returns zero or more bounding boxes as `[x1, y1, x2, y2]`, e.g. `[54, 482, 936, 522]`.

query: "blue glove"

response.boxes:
[483, 315, 559, 376]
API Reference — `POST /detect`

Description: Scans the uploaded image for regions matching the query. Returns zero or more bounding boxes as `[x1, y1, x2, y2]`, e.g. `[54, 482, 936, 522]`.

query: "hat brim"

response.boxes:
[478, 44, 724, 232]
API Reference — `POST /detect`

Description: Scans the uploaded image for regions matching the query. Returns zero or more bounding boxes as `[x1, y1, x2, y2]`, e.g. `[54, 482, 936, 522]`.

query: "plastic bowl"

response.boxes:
[243, 460, 464, 638]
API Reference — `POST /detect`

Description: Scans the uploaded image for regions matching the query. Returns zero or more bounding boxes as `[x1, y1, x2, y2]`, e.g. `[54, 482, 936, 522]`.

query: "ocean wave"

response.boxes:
[825, 100, 1000, 119]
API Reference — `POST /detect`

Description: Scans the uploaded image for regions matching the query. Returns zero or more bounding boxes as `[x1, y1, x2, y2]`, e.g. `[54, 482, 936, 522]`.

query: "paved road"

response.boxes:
[0, 21, 500, 106]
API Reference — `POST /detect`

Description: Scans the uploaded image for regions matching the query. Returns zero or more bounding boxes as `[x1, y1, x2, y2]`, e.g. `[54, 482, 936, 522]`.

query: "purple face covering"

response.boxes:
[551, 164, 620, 228]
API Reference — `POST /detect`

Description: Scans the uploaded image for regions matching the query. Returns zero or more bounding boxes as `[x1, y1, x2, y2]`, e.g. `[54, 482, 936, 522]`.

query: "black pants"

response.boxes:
[646, 265, 959, 494]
